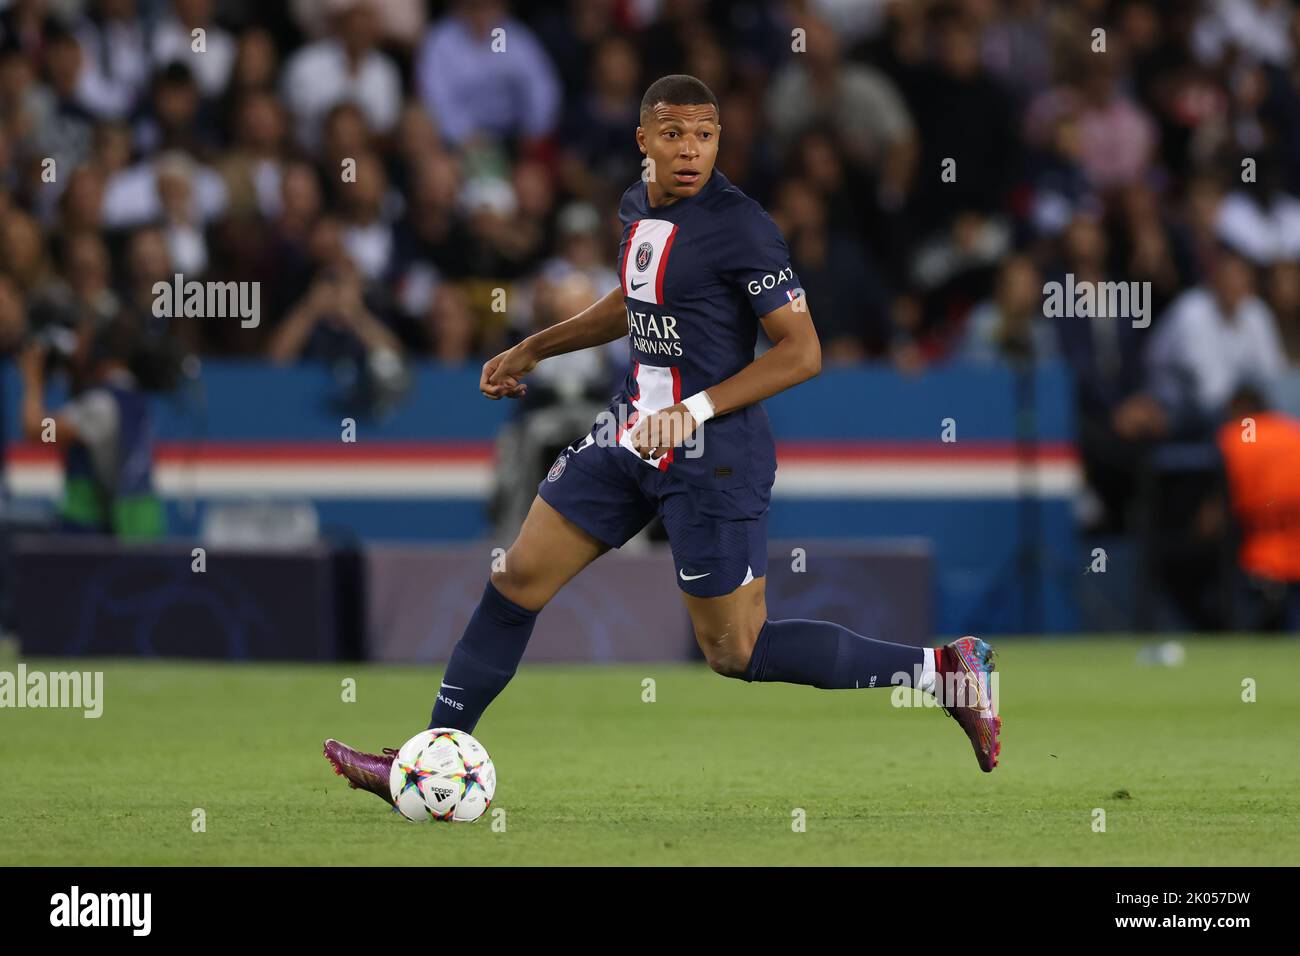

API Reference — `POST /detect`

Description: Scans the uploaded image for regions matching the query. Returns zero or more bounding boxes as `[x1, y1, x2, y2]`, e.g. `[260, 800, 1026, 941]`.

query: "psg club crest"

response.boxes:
[547, 455, 566, 482]
[635, 241, 653, 272]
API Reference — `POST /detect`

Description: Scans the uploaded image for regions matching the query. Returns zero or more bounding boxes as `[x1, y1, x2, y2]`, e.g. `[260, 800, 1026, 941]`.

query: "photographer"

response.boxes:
[17, 317, 165, 539]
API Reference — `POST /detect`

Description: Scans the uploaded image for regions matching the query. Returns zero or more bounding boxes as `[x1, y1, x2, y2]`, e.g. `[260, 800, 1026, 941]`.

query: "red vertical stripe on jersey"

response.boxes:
[658, 365, 683, 471]
[655, 224, 678, 304]
[617, 361, 641, 441]
[619, 221, 640, 296]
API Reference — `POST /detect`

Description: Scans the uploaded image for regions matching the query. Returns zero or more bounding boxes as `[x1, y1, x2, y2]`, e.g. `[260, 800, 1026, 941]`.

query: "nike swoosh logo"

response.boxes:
[679, 570, 711, 581]
[630, 280, 647, 290]
[440, 683, 463, 690]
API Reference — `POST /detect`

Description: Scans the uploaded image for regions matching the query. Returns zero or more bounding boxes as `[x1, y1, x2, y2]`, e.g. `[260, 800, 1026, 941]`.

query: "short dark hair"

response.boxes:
[640, 74, 719, 121]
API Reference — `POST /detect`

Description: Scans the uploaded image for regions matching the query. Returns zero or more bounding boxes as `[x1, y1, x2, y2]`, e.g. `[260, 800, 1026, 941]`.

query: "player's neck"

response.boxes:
[647, 170, 713, 209]
[646, 181, 681, 208]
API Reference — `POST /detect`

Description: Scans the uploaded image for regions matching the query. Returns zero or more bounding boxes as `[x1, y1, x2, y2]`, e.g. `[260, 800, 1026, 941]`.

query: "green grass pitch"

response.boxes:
[2, 638, 1297, 865]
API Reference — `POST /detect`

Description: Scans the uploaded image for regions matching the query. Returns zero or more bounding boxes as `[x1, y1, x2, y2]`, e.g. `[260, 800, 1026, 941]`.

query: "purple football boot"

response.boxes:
[936, 637, 1002, 772]
[323, 739, 398, 806]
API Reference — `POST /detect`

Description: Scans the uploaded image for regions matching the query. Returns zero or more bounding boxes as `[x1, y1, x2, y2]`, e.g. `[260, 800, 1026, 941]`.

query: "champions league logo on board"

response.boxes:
[635, 241, 653, 272]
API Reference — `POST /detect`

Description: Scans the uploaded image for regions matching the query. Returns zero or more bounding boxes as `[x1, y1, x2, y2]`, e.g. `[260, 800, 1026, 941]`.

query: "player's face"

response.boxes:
[637, 103, 719, 206]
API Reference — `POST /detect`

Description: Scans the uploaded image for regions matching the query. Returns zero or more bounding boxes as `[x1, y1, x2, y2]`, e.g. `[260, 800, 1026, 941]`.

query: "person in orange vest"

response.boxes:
[1216, 384, 1300, 631]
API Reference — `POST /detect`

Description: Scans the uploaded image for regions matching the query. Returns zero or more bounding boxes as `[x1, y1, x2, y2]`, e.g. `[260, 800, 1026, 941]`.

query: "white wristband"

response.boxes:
[682, 391, 715, 425]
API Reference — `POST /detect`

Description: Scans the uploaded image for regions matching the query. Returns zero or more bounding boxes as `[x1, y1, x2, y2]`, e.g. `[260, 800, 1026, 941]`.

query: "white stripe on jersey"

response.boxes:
[623, 218, 676, 305]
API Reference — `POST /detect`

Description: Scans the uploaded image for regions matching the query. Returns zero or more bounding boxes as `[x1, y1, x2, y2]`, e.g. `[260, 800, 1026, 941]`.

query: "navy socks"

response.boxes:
[742, 618, 925, 690]
[429, 581, 538, 732]
[432, 586, 928, 733]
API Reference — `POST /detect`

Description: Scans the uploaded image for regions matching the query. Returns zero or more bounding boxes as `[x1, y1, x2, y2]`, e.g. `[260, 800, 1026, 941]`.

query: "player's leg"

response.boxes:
[664, 484, 1001, 770]
[665, 482, 919, 687]
[428, 495, 608, 732]
[429, 438, 655, 734]
[680, 575, 926, 691]
[681, 577, 1001, 770]
[326, 439, 654, 803]
[325, 496, 605, 802]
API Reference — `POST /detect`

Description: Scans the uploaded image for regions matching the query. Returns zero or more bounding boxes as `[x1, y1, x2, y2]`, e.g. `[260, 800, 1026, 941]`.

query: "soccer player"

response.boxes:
[325, 76, 1000, 803]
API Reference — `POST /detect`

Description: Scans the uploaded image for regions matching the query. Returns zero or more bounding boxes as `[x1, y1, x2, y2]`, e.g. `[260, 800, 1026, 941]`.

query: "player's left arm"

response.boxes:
[629, 300, 820, 459]
[703, 300, 821, 416]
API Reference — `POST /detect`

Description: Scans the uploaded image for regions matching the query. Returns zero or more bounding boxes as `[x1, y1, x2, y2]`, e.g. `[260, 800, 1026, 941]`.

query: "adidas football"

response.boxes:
[389, 728, 496, 822]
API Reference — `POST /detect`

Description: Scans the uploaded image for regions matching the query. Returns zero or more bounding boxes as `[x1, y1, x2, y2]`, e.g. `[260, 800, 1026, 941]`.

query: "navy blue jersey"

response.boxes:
[610, 170, 803, 491]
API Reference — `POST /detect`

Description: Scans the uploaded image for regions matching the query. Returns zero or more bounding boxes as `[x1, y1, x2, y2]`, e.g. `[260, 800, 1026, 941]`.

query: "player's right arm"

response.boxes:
[480, 285, 626, 399]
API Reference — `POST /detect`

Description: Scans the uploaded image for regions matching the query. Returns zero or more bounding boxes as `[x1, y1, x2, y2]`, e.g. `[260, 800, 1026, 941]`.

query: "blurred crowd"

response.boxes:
[0, 0, 1294, 364]
[3, 0, 1300, 623]
[0, 0, 1297, 365]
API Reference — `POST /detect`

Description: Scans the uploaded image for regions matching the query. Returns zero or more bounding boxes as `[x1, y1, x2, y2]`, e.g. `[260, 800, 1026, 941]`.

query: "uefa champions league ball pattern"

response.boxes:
[389, 729, 496, 822]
